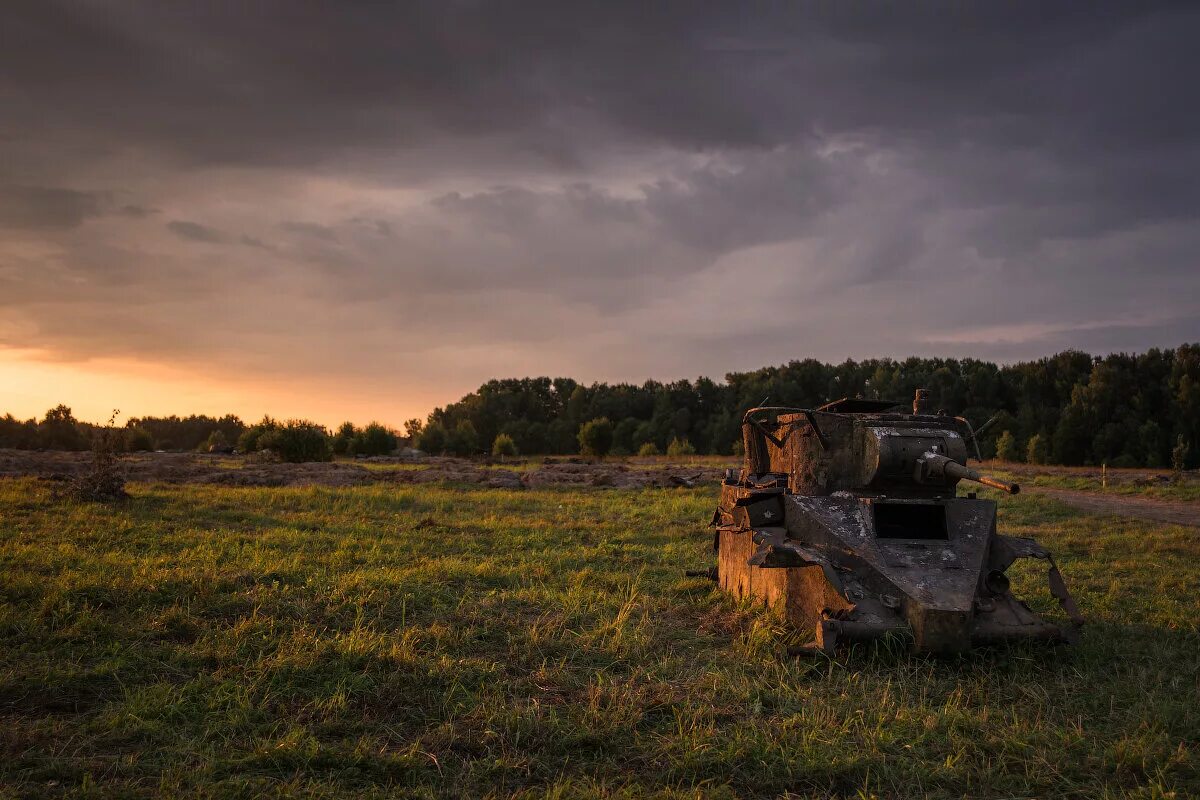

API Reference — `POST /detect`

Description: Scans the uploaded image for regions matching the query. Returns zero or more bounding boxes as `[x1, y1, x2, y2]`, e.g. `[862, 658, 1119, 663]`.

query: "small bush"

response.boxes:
[1173, 435, 1189, 482]
[492, 433, 518, 458]
[125, 427, 154, 452]
[995, 431, 1019, 462]
[60, 410, 127, 502]
[203, 430, 230, 453]
[578, 418, 614, 458]
[257, 420, 332, 463]
[1025, 433, 1048, 465]
[332, 422, 357, 455]
[666, 437, 696, 457]
[637, 442, 661, 457]
[238, 416, 279, 453]
[354, 423, 398, 456]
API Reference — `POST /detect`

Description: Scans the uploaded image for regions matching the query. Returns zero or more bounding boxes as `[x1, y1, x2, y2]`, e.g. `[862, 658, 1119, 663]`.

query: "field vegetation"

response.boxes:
[1, 475, 1196, 798]
[992, 463, 1200, 503]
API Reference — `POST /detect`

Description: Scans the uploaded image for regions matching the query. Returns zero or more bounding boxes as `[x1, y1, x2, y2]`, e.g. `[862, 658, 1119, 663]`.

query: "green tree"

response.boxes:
[491, 433, 518, 459]
[1025, 433, 1048, 465]
[1138, 420, 1166, 468]
[613, 417, 640, 454]
[125, 426, 154, 452]
[667, 436, 696, 457]
[417, 422, 447, 454]
[448, 420, 479, 457]
[39, 404, 86, 451]
[237, 416, 278, 453]
[332, 421, 357, 455]
[203, 429, 230, 453]
[354, 422, 397, 456]
[637, 442, 660, 457]
[403, 418, 423, 442]
[578, 417, 614, 458]
[257, 421, 332, 463]
[1173, 435, 1189, 482]
[995, 430, 1019, 462]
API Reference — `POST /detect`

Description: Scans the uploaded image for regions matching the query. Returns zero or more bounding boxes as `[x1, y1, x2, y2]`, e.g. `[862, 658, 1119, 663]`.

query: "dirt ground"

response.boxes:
[998, 461, 1188, 489]
[4, 449, 1196, 526]
[1022, 485, 1200, 528]
[0, 449, 732, 491]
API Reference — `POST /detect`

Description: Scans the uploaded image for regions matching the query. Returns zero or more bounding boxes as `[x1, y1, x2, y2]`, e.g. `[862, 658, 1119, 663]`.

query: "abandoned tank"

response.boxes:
[710, 389, 1083, 654]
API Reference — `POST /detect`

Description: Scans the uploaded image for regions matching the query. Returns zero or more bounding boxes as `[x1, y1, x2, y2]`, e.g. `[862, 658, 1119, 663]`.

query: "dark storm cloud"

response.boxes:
[279, 221, 339, 242]
[0, 185, 102, 230]
[7, 2, 1195, 169]
[166, 220, 224, 243]
[2, 0, 1199, 389]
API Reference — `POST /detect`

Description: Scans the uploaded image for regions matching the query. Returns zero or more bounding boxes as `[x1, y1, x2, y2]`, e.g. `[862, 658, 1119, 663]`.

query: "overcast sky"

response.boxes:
[2, 1, 1198, 425]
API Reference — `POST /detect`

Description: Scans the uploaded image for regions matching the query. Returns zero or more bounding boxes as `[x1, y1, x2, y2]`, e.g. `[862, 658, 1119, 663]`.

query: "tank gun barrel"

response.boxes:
[915, 452, 1020, 495]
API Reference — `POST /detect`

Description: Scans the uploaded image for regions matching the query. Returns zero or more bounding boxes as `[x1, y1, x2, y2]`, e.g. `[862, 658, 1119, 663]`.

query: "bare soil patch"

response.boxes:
[1024, 485, 1200, 528]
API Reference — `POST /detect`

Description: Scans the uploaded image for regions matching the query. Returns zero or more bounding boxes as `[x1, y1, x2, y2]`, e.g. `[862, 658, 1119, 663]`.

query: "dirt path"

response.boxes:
[1025, 486, 1200, 528]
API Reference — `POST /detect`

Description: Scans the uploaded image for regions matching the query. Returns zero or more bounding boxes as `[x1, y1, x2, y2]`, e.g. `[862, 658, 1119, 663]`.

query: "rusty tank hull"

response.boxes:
[710, 393, 1082, 654]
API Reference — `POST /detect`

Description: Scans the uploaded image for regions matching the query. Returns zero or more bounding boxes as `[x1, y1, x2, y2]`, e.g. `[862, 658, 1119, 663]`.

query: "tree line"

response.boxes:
[415, 345, 1200, 468]
[0, 409, 407, 464]
[2, 345, 1197, 468]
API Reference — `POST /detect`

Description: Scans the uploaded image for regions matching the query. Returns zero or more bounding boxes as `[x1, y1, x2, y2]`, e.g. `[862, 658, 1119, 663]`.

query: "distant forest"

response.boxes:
[422, 345, 1200, 469]
[2, 345, 1198, 468]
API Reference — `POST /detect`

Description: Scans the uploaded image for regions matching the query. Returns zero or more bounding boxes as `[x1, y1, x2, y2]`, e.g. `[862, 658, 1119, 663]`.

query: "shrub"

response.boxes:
[1173, 435, 1188, 482]
[637, 442, 660, 457]
[125, 427, 154, 452]
[332, 422, 357, 455]
[666, 437, 696, 457]
[199, 430, 230, 453]
[492, 433, 518, 458]
[0, 414, 39, 449]
[578, 417, 614, 458]
[257, 420, 332, 463]
[354, 422, 398, 456]
[417, 422, 448, 454]
[60, 410, 127, 502]
[1025, 433, 1048, 465]
[237, 416, 279, 453]
[995, 431, 1019, 462]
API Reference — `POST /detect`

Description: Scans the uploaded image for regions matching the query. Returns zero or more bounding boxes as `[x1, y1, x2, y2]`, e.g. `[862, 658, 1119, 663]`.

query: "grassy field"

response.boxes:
[1, 478, 1197, 798]
[978, 462, 1200, 503]
[994, 470, 1200, 503]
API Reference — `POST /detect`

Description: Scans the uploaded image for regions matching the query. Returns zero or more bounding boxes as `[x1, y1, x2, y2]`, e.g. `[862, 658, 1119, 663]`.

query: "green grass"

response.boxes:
[979, 462, 1200, 502]
[995, 470, 1200, 503]
[0, 479, 1196, 798]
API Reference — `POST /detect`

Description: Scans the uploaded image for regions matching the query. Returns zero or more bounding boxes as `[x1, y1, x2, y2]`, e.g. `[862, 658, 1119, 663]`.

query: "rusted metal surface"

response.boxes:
[710, 389, 1083, 655]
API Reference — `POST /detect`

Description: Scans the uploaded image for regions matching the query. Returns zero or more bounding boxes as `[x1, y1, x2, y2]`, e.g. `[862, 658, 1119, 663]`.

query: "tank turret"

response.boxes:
[711, 390, 1082, 654]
